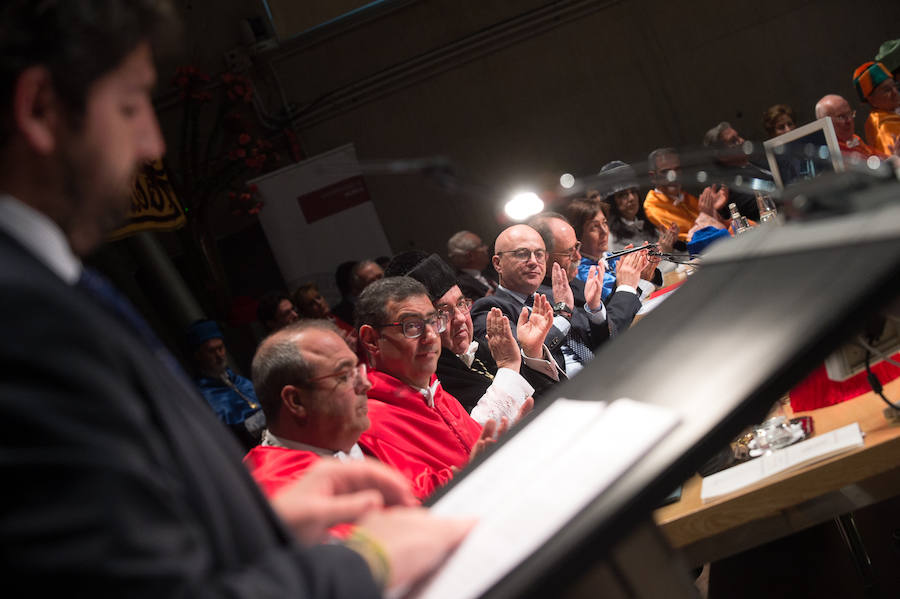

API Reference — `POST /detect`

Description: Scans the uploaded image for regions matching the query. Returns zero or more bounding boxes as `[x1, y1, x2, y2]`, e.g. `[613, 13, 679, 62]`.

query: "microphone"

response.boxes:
[603, 243, 659, 261]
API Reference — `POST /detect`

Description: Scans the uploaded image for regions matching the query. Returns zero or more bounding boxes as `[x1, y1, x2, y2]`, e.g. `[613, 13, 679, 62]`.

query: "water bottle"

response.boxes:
[756, 193, 777, 223]
[729, 203, 750, 235]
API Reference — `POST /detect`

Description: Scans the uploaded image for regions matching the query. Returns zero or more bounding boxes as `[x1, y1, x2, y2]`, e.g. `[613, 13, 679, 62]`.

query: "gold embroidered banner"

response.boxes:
[108, 160, 186, 240]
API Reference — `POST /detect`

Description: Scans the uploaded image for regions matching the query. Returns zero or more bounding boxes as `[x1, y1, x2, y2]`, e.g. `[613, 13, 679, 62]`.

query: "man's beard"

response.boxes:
[58, 139, 137, 256]
[200, 360, 228, 380]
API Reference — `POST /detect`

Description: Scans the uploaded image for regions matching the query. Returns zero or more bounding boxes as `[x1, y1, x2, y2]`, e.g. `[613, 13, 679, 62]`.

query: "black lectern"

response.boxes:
[416, 190, 900, 599]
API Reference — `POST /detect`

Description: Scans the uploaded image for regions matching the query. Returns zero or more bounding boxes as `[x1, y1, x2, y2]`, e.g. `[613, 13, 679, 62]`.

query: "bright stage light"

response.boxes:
[559, 173, 575, 189]
[504, 192, 544, 221]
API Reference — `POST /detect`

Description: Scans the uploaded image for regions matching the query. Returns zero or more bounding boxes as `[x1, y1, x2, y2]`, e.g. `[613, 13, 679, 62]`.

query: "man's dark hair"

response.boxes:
[355, 277, 429, 329]
[251, 320, 341, 424]
[526, 212, 567, 252]
[334, 261, 358, 297]
[256, 291, 292, 325]
[0, 0, 176, 143]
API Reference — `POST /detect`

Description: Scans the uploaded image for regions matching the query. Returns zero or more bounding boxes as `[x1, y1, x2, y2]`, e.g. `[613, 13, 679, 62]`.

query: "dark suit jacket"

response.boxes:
[436, 342, 557, 410]
[471, 287, 607, 375]
[455, 270, 494, 300]
[559, 277, 642, 339]
[0, 231, 377, 597]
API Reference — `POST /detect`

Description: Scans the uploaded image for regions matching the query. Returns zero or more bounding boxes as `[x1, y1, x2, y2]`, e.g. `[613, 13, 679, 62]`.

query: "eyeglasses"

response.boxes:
[832, 110, 856, 122]
[551, 241, 582, 258]
[495, 248, 547, 262]
[377, 313, 448, 338]
[436, 297, 473, 320]
[306, 363, 367, 389]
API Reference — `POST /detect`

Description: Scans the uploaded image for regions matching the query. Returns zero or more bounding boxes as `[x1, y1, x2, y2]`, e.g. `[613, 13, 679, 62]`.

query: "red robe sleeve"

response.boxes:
[243, 446, 321, 498]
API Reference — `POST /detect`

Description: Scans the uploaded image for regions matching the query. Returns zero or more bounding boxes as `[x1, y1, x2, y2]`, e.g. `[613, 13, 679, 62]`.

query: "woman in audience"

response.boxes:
[293, 282, 356, 339]
[763, 104, 797, 138]
[566, 193, 675, 297]
[592, 161, 678, 253]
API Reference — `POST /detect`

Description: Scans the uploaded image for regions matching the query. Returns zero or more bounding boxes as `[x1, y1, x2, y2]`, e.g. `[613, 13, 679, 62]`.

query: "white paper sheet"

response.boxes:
[407, 397, 680, 599]
[700, 422, 865, 502]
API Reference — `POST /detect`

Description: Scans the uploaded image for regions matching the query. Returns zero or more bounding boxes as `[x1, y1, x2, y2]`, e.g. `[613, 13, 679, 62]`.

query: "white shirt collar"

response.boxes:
[497, 284, 530, 305]
[0, 195, 82, 284]
[262, 430, 364, 461]
[457, 340, 480, 368]
[413, 378, 442, 408]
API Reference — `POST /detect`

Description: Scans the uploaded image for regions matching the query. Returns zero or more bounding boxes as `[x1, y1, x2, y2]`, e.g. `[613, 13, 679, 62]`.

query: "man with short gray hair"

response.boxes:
[447, 230, 496, 299]
[702, 122, 773, 221]
[245, 320, 372, 497]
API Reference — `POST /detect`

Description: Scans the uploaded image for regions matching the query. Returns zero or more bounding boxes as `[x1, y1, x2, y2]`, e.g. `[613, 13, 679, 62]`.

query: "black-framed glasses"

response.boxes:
[551, 241, 582, 258]
[306, 363, 367, 389]
[377, 313, 448, 338]
[495, 248, 546, 262]
[436, 297, 473, 320]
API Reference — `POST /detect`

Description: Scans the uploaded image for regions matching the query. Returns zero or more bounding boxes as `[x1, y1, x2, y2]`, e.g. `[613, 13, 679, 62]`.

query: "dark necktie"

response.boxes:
[565, 329, 593, 364]
[77, 267, 191, 383]
[526, 293, 593, 364]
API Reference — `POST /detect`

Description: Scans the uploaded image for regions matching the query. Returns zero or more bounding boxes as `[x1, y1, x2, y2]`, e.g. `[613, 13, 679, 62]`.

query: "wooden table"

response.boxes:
[653, 377, 900, 567]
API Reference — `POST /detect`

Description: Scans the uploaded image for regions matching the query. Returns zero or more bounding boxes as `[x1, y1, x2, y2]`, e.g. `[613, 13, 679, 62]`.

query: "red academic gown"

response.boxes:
[243, 445, 320, 498]
[358, 370, 483, 499]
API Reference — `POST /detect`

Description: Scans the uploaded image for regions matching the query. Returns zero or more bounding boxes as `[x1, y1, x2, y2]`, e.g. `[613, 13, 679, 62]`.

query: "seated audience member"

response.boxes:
[529, 212, 645, 339]
[389, 252, 551, 419]
[471, 225, 622, 378]
[644, 148, 730, 242]
[293, 282, 355, 335]
[447, 230, 497, 300]
[257, 291, 299, 333]
[815, 94, 887, 161]
[702, 122, 774, 221]
[356, 277, 504, 499]
[330, 260, 358, 323]
[875, 39, 900, 82]
[244, 320, 371, 497]
[853, 61, 900, 156]
[762, 104, 797, 138]
[594, 160, 679, 255]
[332, 260, 385, 325]
[187, 319, 265, 448]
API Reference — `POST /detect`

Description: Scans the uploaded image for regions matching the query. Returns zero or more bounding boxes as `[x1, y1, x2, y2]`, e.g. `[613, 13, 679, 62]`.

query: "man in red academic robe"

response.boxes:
[356, 277, 509, 499]
[244, 320, 373, 498]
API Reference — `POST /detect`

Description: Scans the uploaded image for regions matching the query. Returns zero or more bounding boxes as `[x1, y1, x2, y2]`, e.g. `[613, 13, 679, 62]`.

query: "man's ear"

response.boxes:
[492, 255, 502, 277]
[280, 385, 307, 421]
[358, 325, 379, 361]
[13, 66, 63, 155]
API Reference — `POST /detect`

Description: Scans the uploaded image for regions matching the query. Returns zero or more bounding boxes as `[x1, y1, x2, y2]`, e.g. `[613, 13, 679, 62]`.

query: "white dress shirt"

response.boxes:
[262, 429, 365, 462]
[457, 341, 534, 425]
[0, 195, 82, 284]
